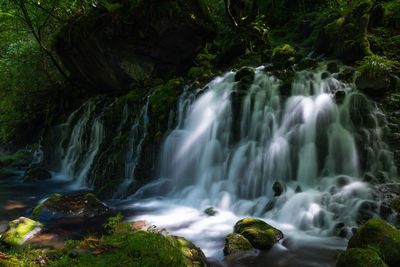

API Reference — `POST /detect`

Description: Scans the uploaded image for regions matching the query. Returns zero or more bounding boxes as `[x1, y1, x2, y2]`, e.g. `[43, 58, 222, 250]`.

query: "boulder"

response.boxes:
[348, 218, 400, 267]
[223, 233, 253, 256]
[337, 248, 388, 267]
[32, 193, 112, 222]
[0, 217, 42, 246]
[355, 72, 391, 96]
[271, 44, 297, 69]
[233, 218, 283, 250]
[23, 167, 51, 182]
[173, 236, 207, 267]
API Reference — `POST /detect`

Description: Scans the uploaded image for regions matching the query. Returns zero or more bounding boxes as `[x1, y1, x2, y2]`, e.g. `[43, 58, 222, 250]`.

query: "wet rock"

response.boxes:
[336, 175, 351, 187]
[233, 218, 283, 250]
[32, 193, 112, 222]
[334, 90, 346, 104]
[271, 44, 297, 69]
[333, 222, 350, 238]
[295, 185, 302, 193]
[337, 67, 355, 83]
[389, 197, 400, 213]
[337, 248, 387, 267]
[235, 67, 255, 91]
[272, 181, 284, 197]
[204, 207, 217, 216]
[0, 217, 42, 246]
[356, 200, 378, 224]
[223, 233, 253, 256]
[23, 167, 51, 182]
[321, 71, 330, 79]
[348, 218, 400, 267]
[327, 62, 339, 74]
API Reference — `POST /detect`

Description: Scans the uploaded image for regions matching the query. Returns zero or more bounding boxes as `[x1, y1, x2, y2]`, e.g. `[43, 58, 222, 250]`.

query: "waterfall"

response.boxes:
[156, 64, 397, 234]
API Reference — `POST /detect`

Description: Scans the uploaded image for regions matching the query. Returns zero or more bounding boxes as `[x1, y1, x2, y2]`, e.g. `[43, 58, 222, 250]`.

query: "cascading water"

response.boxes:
[128, 64, 397, 259]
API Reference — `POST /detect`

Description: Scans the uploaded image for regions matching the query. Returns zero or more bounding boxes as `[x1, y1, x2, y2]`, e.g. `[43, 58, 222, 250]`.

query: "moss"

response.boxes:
[32, 193, 62, 219]
[356, 55, 400, 78]
[337, 248, 388, 267]
[389, 197, 400, 213]
[271, 44, 297, 68]
[233, 218, 283, 250]
[348, 218, 400, 267]
[0, 150, 33, 168]
[0, 217, 42, 246]
[223, 233, 253, 256]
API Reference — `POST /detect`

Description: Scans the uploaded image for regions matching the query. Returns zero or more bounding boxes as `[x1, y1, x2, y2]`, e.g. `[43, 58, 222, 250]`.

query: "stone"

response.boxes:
[272, 181, 284, 197]
[271, 44, 297, 69]
[337, 248, 388, 267]
[348, 218, 400, 267]
[0, 217, 42, 246]
[327, 62, 339, 73]
[233, 218, 283, 250]
[173, 236, 207, 267]
[296, 58, 318, 71]
[223, 233, 253, 256]
[204, 207, 217, 216]
[32, 193, 112, 222]
[355, 72, 391, 96]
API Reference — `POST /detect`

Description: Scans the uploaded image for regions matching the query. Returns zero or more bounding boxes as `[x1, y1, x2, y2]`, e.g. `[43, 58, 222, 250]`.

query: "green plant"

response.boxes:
[356, 55, 400, 78]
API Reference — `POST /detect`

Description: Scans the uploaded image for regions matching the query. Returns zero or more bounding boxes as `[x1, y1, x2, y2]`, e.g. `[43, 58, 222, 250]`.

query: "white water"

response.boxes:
[125, 64, 397, 261]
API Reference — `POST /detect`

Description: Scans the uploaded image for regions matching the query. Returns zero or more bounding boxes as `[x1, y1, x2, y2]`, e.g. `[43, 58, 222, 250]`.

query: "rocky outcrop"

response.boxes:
[55, 0, 215, 94]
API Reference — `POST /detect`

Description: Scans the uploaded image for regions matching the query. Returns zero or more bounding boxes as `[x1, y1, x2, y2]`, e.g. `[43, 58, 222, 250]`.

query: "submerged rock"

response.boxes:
[223, 233, 253, 256]
[337, 248, 388, 267]
[32, 193, 112, 221]
[23, 167, 51, 182]
[347, 218, 400, 267]
[272, 181, 284, 197]
[233, 218, 283, 250]
[0, 217, 42, 246]
[204, 207, 218, 216]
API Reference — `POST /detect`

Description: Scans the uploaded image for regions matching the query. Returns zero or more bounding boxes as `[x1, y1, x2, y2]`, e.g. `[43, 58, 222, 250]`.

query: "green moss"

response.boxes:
[271, 44, 297, 68]
[223, 233, 252, 256]
[348, 218, 400, 267]
[337, 248, 388, 267]
[0, 150, 32, 168]
[356, 55, 400, 78]
[32, 193, 61, 219]
[233, 218, 283, 250]
[389, 197, 400, 213]
[0, 217, 42, 246]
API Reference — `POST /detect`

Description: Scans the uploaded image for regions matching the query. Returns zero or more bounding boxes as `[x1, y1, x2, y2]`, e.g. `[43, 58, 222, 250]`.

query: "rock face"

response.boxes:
[233, 218, 283, 250]
[23, 167, 51, 182]
[55, 0, 215, 93]
[223, 233, 253, 256]
[0, 217, 42, 246]
[346, 218, 400, 267]
[32, 193, 112, 222]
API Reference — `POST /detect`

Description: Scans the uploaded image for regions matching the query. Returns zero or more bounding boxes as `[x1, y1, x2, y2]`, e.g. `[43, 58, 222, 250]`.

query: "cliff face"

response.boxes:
[55, 0, 215, 94]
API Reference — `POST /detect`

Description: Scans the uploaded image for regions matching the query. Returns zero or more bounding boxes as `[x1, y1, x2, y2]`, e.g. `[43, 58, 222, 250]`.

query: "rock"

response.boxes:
[233, 218, 283, 250]
[355, 72, 391, 96]
[32, 193, 112, 222]
[337, 67, 355, 83]
[271, 44, 297, 69]
[272, 181, 284, 197]
[295, 185, 302, 193]
[173, 236, 207, 267]
[0, 217, 42, 246]
[327, 62, 340, 73]
[23, 167, 51, 182]
[223, 233, 253, 256]
[348, 218, 400, 267]
[295, 58, 318, 71]
[0, 168, 18, 179]
[337, 248, 388, 267]
[334, 90, 346, 104]
[204, 207, 217, 216]
[321, 71, 330, 79]
[389, 197, 400, 213]
[356, 200, 378, 224]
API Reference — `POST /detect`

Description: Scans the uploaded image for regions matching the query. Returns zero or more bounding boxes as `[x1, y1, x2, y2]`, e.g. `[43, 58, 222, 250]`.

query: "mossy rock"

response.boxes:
[0, 150, 33, 168]
[173, 236, 207, 267]
[337, 248, 388, 267]
[223, 233, 253, 256]
[233, 218, 283, 250]
[271, 44, 297, 69]
[22, 167, 51, 182]
[234, 67, 255, 91]
[0, 168, 18, 179]
[348, 218, 400, 267]
[0, 217, 42, 246]
[32, 193, 112, 221]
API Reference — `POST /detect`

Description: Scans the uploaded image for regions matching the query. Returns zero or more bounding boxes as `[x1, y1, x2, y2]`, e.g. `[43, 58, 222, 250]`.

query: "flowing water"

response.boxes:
[49, 63, 397, 265]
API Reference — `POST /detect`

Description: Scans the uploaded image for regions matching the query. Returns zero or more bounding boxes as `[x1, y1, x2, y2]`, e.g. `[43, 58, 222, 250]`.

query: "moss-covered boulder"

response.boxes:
[337, 248, 388, 267]
[271, 44, 297, 69]
[0, 217, 42, 246]
[233, 218, 283, 250]
[32, 193, 112, 222]
[347, 218, 400, 267]
[22, 167, 51, 182]
[173, 236, 207, 266]
[223, 233, 253, 256]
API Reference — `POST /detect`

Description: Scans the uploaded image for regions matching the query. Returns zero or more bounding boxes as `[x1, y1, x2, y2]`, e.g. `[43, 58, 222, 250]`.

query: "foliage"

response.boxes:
[357, 55, 400, 78]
